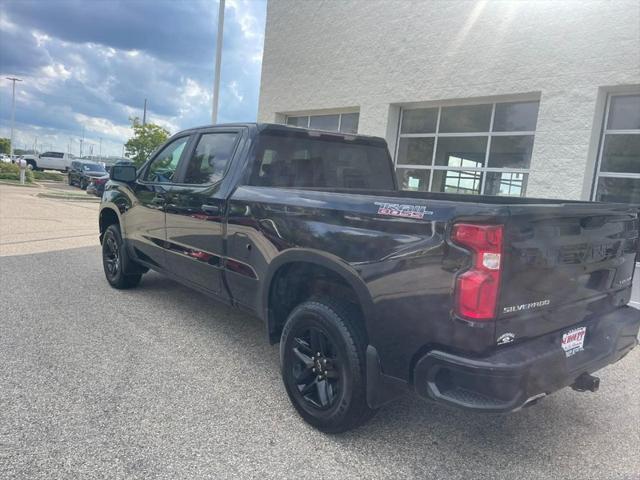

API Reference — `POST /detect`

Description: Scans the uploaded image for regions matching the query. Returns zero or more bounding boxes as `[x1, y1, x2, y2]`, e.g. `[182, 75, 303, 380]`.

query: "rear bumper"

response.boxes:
[413, 306, 640, 412]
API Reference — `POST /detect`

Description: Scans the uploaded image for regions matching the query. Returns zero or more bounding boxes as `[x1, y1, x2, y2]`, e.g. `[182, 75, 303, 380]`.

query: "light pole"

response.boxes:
[6, 77, 22, 159]
[211, 0, 225, 124]
[142, 98, 147, 125]
[79, 126, 85, 158]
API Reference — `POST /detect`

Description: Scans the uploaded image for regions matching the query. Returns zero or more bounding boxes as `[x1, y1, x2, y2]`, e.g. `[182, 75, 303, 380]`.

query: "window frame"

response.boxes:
[173, 129, 242, 186]
[590, 92, 640, 202]
[138, 134, 193, 185]
[285, 112, 360, 134]
[394, 99, 538, 196]
[246, 128, 396, 190]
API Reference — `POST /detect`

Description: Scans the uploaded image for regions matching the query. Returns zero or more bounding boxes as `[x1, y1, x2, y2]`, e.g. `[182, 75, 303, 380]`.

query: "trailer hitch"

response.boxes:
[571, 373, 600, 393]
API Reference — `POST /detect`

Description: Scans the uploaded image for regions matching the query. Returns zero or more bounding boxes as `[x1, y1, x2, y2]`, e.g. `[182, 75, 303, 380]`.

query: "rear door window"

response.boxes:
[181, 132, 238, 184]
[249, 130, 395, 190]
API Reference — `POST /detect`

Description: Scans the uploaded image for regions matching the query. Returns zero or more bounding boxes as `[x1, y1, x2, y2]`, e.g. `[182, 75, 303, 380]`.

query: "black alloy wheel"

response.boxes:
[101, 224, 142, 289]
[103, 232, 120, 279]
[280, 297, 376, 433]
[291, 327, 341, 410]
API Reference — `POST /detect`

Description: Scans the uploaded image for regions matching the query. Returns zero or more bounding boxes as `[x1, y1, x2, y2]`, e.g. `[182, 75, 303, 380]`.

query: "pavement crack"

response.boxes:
[0, 233, 97, 246]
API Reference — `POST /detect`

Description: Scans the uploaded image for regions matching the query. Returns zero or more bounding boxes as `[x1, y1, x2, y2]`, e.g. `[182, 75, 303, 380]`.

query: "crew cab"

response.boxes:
[99, 123, 640, 432]
[31, 151, 73, 171]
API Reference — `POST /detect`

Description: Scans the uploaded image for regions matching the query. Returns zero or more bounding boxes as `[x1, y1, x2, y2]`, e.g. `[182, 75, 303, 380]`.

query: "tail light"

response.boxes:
[452, 223, 504, 321]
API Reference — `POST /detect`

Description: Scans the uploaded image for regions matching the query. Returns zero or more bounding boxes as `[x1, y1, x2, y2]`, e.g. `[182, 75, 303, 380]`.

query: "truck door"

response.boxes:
[164, 128, 242, 298]
[125, 135, 192, 271]
[38, 152, 53, 170]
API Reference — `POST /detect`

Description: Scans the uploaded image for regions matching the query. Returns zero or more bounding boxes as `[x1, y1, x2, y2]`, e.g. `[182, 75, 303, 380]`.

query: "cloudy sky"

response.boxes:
[0, 0, 266, 157]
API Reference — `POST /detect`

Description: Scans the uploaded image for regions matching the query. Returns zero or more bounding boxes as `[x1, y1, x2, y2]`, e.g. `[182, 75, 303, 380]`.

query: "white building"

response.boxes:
[257, 0, 640, 304]
[258, 0, 640, 203]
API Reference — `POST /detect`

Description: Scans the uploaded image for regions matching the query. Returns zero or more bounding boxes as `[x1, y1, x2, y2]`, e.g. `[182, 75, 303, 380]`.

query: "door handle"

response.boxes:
[202, 204, 221, 215]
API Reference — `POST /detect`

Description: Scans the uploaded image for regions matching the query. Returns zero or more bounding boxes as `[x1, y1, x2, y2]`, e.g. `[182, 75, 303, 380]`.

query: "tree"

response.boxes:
[124, 117, 169, 166]
[0, 138, 10, 155]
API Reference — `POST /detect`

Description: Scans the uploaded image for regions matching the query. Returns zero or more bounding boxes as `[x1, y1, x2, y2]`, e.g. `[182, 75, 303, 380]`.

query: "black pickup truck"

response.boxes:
[99, 123, 640, 432]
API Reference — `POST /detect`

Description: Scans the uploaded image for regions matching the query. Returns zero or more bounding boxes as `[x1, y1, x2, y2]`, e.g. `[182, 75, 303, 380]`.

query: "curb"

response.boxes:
[36, 192, 100, 202]
[0, 180, 40, 188]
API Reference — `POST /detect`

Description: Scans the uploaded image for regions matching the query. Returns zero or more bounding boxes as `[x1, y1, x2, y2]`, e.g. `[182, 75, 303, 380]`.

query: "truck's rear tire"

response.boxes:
[280, 297, 376, 433]
[102, 224, 142, 289]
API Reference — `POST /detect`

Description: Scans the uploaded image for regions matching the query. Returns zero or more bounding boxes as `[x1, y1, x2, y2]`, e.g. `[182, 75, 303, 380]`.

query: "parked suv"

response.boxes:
[99, 123, 640, 432]
[31, 151, 73, 171]
[68, 160, 107, 189]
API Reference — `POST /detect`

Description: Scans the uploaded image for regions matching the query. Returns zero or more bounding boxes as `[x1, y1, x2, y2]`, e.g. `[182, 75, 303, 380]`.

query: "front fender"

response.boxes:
[99, 183, 133, 239]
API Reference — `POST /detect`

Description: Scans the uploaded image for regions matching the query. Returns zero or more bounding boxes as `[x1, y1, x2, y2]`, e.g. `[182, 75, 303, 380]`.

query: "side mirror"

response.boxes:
[110, 165, 137, 183]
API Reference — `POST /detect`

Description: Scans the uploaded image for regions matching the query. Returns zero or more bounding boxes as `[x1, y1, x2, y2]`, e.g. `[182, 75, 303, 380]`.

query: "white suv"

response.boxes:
[31, 151, 73, 171]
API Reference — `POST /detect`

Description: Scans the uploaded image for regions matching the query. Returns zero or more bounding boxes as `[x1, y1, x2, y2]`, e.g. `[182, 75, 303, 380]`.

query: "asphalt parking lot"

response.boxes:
[1, 184, 639, 480]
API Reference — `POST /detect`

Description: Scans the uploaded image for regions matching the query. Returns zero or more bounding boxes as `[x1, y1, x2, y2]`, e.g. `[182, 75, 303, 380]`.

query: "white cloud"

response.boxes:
[229, 80, 244, 102]
[41, 63, 71, 80]
[73, 113, 131, 141]
[227, 0, 264, 41]
[32, 31, 51, 47]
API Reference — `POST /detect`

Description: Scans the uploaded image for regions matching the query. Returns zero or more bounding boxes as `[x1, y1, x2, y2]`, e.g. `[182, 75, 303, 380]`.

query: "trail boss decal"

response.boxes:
[502, 299, 550, 314]
[374, 202, 433, 219]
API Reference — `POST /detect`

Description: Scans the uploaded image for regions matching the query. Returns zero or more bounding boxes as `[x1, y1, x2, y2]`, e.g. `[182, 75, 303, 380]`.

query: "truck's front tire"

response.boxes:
[102, 224, 142, 289]
[280, 297, 376, 433]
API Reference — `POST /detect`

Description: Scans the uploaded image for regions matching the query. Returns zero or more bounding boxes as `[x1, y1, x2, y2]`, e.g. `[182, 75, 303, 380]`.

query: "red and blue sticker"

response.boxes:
[374, 202, 433, 219]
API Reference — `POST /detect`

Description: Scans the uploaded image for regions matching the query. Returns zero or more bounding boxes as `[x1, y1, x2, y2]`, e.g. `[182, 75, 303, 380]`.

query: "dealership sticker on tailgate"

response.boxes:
[562, 327, 586, 357]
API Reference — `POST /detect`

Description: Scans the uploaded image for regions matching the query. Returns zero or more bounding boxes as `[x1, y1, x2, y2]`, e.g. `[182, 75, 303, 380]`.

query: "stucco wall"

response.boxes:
[258, 0, 640, 199]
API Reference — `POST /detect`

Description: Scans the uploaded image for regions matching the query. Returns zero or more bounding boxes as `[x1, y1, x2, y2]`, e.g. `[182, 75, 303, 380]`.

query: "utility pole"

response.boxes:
[6, 77, 22, 159]
[142, 98, 147, 125]
[99, 137, 102, 159]
[211, 0, 225, 124]
[79, 126, 85, 158]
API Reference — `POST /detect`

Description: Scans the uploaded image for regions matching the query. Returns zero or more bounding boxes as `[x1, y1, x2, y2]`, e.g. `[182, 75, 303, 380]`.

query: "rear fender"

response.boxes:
[260, 249, 375, 338]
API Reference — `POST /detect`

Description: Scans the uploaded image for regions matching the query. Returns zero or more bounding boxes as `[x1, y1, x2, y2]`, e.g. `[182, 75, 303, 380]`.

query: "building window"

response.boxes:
[395, 100, 539, 196]
[593, 93, 640, 204]
[286, 112, 359, 134]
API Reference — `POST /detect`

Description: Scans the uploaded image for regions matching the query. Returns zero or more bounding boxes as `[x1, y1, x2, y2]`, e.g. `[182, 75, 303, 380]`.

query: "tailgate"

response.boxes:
[498, 203, 638, 339]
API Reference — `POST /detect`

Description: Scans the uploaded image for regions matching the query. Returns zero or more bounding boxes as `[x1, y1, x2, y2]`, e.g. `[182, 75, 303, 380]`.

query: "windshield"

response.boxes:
[250, 130, 395, 190]
[82, 163, 106, 173]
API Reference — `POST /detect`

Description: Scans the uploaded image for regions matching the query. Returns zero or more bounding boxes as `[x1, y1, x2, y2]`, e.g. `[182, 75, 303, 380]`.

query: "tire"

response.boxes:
[26, 160, 36, 171]
[80, 178, 87, 190]
[68, 174, 73, 186]
[280, 297, 376, 433]
[102, 224, 142, 289]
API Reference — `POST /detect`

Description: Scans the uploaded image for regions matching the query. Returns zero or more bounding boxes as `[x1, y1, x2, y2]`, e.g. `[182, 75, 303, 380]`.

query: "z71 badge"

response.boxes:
[374, 202, 433, 219]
